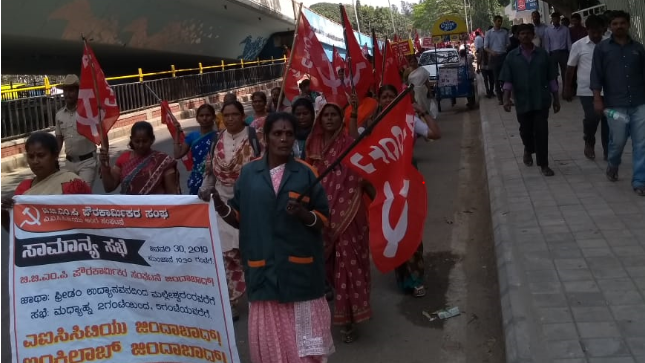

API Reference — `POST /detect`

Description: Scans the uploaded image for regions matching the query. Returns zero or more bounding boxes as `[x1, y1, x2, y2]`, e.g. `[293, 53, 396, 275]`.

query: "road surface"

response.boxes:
[1, 99, 505, 363]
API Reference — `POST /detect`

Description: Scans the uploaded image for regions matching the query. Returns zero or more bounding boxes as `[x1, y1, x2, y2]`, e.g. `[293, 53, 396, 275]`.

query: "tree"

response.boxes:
[309, 2, 412, 39]
[411, 0, 464, 32]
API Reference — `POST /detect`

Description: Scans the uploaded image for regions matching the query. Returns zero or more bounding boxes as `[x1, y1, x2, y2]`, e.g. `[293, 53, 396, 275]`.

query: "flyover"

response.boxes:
[1, 0, 375, 75]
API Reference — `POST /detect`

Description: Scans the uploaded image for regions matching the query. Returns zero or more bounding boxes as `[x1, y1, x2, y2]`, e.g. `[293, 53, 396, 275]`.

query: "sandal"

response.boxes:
[340, 325, 357, 343]
[413, 286, 426, 298]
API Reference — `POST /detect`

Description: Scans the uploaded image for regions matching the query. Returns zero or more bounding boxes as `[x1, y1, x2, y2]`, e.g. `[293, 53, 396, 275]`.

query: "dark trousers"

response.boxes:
[482, 69, 494, 96]
[517, 108, 550, 167]
[489, 53, 507, 100]
[550, 50, 569, 91]
[579, 96, 609, 155]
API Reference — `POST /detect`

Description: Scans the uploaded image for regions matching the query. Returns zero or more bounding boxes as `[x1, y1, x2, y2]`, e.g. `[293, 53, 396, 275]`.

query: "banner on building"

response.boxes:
[8, 195, 239, 363]
[515, 0, 539, 11]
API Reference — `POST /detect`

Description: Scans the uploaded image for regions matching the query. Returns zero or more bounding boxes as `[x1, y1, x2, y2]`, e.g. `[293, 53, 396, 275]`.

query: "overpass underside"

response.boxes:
[1, 0, 297, 75]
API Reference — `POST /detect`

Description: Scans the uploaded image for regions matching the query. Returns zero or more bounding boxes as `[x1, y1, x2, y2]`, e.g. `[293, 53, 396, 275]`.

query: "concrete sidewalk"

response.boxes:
[480, 95, 645, 363]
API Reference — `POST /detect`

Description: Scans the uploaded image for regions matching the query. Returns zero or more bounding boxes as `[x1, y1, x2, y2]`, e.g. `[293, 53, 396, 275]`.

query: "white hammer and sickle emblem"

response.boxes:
[20, 207, 41, 228]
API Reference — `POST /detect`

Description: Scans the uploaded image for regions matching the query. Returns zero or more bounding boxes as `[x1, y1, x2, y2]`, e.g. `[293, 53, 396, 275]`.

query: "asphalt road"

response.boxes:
[1, 98, 505, 363]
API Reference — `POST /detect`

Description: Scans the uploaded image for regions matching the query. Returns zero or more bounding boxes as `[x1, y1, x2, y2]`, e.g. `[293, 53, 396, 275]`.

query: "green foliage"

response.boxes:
[411, 0, 464, 32]
[309, 2, 413, 38]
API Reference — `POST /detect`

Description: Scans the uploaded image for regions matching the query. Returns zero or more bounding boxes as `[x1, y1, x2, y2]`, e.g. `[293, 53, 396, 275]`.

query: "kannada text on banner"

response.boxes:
[9, 194, 240, 363]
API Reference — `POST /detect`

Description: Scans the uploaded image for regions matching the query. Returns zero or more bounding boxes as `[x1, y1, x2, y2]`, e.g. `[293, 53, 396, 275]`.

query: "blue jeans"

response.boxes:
[607, 104, 645, 188]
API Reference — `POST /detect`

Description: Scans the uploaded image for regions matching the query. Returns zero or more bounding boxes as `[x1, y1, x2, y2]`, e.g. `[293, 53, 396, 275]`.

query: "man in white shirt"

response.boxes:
[474, 31, 484, 71]
[564, 15, 608, 160]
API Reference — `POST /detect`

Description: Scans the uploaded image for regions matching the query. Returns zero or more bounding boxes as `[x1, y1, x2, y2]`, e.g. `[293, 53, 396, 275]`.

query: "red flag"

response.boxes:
[77, 42, 120, 145]
[414, 31, 421, 52]
[332, 46, 345, 73]
[372, 31, 383, 88]
[382, 40, 403, 90]
[161, 101, 193, 171]
[342, 97, 427, 272]
[284, 12, 347, 102]
[340, 5, 374, 99]
[393, 34, 400, 42]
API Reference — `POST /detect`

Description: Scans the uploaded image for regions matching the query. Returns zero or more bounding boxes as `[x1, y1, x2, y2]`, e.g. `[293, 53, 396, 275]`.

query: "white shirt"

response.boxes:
[314, 95, 326, 114]
[567, 35, 608, 96]
[474, 35, 484, 50]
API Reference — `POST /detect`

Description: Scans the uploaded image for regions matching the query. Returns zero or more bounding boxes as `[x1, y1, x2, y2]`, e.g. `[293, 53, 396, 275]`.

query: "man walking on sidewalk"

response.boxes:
[564, 15, 608, 161]
[501, 24, 560, 177]
[55, 75, 97, 187]
[590, 10, 645, 196]
[484, 15, 509, 105]
[544, 12, 572, 92]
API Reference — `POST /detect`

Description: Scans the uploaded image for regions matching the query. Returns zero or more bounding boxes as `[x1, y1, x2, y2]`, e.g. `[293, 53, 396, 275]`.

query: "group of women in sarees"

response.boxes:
[1, 74, 441, 362]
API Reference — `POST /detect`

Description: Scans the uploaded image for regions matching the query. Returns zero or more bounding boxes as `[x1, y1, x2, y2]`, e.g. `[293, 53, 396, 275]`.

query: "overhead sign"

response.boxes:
[422, 37, 434, 48]
[515, 0, 539, 11]
[431, 15, 468, 36]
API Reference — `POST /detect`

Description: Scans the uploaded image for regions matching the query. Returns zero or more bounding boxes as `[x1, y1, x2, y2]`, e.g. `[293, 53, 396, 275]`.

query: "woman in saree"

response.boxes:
[406, 54, 437, 116]
[199, 100, 261, 321]
[246, 91, 269, 129]
[99, 121, 180, 195]
[349, 84, 441, 298]
[202, 112, 334, 363]
[173, 104, 217, 194]
[306, 102, 372, 343]
[1, 132, 91, 231]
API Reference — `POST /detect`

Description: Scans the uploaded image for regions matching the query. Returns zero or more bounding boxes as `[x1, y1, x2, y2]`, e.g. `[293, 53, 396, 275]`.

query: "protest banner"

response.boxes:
[8, 195, 239, 363]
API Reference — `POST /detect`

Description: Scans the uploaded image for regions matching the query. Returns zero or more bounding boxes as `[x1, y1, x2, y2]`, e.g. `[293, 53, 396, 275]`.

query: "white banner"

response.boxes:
[8, 195, 239, 363]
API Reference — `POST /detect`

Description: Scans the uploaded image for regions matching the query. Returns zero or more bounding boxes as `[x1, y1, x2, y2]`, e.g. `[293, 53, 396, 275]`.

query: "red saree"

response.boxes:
[116, 150, 179, 195]
[306, 108, 371, 326]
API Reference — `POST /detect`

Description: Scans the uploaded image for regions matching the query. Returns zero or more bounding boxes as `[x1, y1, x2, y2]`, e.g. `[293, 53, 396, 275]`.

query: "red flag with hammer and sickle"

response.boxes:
[283, 11, 347, 104]
[77, 42, 120, 145]
[340, 5, 375, 99]
[161, 101, 193, 171]
[342, 97, 428, 272]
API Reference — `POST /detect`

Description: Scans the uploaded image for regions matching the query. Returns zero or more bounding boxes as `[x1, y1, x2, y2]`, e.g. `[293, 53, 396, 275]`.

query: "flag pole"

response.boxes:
[340, 4, 357, 95]
[144, 84, 162, 103]
[278, 2, 303, 110]
[295, 84, 413, 203]
[82, 35, 109, 165]
[381, 38, 388, 87]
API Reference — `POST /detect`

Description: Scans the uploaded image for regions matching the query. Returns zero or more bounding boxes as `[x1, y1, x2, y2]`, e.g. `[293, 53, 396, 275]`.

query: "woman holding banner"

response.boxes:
[99, 121, 180, 195]
[202, 112, 334, 363]
[173, 104, 218, 195]
[199, 100, 262, 321]
[1, 132, 91, 231]
[350, 85, 441, 298]
[306, 101, 372, 343]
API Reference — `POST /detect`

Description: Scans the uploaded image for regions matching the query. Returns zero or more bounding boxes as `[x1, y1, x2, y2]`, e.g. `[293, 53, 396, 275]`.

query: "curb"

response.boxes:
[477, 82, 549, 362]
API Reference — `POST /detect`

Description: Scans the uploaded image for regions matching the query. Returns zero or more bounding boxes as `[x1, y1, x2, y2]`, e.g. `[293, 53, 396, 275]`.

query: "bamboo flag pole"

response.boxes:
[381, 38, 388, 86]
[277, 2, 303, 109]
[340, 4, 357, 96]
[82, 35, 109, 165]
[295, 84, 414, 203]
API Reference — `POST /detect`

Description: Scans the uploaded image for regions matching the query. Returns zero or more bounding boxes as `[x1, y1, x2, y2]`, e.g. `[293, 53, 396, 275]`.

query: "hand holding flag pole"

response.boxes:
[295, 84, 414, 203]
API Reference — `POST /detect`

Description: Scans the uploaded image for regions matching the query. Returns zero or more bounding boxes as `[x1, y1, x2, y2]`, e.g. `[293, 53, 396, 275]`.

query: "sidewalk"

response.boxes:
[480, 95, 645, 363]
